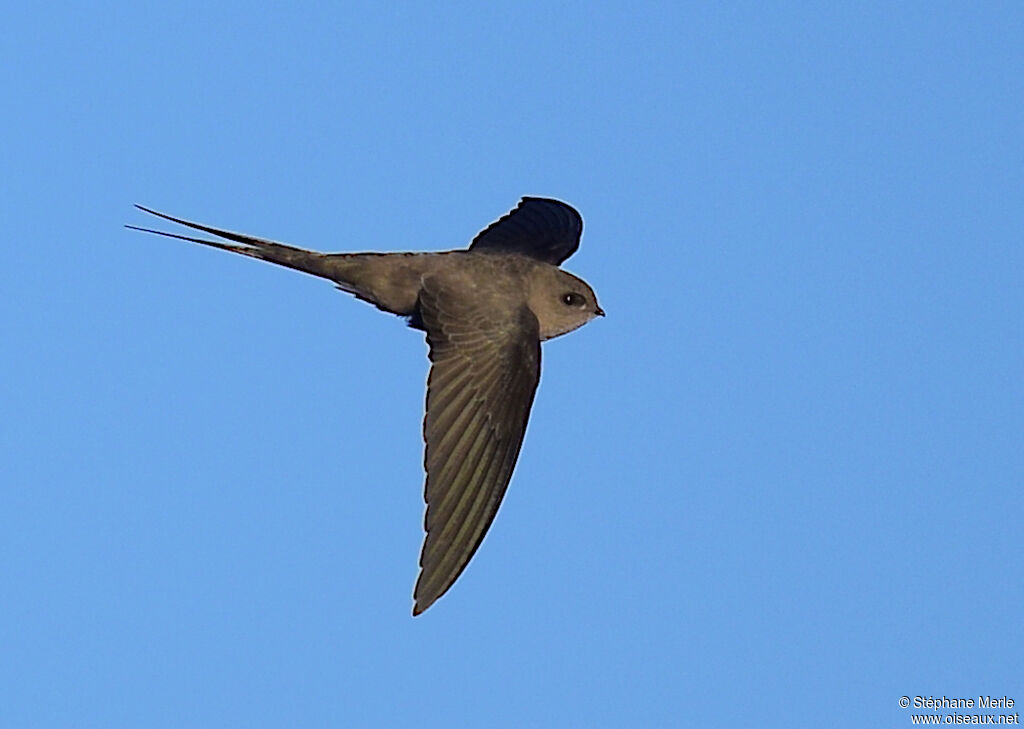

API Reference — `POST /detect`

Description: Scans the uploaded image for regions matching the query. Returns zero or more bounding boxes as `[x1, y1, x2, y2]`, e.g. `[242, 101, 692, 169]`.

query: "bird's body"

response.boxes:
[128, 198, 602, 614]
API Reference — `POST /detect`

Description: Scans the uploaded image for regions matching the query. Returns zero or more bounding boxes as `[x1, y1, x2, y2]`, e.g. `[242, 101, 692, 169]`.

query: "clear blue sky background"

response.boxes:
[3, 2, 1021, 727]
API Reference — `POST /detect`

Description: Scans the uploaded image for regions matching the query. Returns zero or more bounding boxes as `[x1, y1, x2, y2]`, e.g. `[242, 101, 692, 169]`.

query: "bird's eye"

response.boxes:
[561, 292, 586, 307]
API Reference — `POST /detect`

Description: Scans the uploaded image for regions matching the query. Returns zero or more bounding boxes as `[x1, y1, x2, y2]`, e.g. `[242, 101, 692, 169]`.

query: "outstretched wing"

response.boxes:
[413, 278, 541, 615]
[468, 197, 582, 265]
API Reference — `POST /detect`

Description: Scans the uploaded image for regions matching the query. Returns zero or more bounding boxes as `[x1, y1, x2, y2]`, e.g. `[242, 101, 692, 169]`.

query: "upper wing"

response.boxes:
[413, 279, 541, 615]
[468, 197, 582, 265]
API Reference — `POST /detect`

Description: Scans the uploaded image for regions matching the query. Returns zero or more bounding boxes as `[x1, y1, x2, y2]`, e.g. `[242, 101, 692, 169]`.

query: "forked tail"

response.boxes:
[126, 205, 338, 280]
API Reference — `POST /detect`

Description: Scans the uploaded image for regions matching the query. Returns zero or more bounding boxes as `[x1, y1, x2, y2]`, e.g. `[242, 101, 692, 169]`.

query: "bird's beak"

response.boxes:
[595, 306, 605, 317]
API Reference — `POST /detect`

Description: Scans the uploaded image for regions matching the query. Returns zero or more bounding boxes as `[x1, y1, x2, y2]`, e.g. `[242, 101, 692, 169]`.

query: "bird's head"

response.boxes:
[528, 267, 604, 341]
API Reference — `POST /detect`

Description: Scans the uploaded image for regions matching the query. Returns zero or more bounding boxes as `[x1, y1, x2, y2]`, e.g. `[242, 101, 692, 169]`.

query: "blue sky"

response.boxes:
[3, 2, 1021, 727]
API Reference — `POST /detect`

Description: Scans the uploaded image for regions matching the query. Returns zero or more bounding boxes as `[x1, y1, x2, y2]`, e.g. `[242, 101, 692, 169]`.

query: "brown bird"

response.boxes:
[127, 197, 603, 615]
